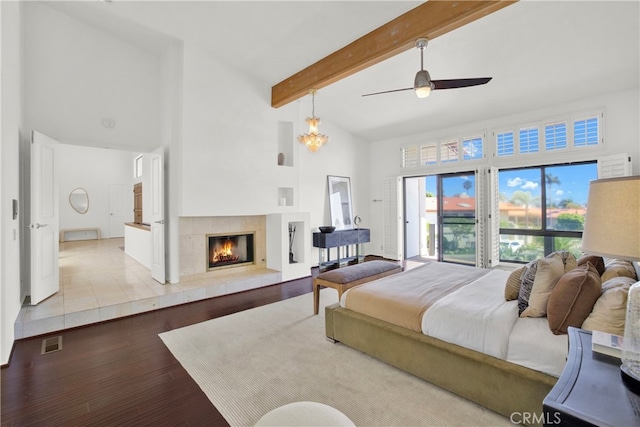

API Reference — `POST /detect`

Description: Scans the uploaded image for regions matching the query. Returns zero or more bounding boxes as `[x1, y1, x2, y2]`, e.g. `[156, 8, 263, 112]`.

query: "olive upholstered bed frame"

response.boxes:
[325, 303, 557, 427]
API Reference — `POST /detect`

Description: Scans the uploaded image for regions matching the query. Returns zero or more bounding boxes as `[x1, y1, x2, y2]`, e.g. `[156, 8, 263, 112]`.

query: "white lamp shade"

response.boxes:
[581, 175, 640, 261]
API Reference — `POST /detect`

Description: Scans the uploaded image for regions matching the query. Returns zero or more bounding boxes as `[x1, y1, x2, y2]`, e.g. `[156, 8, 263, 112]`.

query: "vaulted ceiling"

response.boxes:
[45, 1, 640, 144]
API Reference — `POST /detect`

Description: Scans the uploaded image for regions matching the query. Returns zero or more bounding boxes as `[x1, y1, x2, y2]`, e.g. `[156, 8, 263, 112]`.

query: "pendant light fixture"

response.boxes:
[298, 89, 328, 153]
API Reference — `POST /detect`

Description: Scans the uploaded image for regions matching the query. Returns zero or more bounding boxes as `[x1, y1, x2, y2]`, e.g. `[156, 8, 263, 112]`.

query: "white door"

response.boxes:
[109, 185, 129, 238]
[150, 147, 165, 284]
[404, 177, 420, 259]
[30, 130, 59, 304]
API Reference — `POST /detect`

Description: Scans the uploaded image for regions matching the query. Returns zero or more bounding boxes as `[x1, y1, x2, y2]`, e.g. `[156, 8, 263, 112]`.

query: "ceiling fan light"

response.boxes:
[415, 86, 431, 98]
[414, 70, 433, 98]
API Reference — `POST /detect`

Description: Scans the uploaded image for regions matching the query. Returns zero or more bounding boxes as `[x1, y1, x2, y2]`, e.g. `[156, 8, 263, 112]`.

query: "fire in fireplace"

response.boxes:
[207, 233, 255, 270]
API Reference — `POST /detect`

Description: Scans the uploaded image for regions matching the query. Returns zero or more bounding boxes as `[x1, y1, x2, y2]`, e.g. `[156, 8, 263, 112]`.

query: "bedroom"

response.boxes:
[1, 0, 639, 423]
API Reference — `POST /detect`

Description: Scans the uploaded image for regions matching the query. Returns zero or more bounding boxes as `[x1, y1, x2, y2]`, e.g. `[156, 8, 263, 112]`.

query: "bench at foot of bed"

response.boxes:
[313, 260, 402, 314]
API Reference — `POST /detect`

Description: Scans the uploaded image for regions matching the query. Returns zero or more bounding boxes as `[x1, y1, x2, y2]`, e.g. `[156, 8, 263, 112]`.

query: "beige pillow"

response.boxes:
[520, 252, 566, 318]
[548, 263, 602, 335]
[582, 276, 637, 335]
[505, 265, 526, 301]
[601, 259, 638, 282]
[559, 251, 578, 273]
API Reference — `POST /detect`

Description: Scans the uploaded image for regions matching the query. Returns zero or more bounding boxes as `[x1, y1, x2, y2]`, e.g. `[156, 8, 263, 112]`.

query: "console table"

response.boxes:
[543, 327, 640, 426]
[312, 228, 370, 270]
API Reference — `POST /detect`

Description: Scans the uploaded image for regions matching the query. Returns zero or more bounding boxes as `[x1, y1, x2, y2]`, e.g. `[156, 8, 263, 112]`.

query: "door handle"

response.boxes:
[30, 223, 48, 229]
[154, 220, 165, 225]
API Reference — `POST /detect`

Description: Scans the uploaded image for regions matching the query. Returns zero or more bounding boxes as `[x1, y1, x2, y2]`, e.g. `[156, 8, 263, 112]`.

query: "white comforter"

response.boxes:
[421, 269, 517, 360]
[421, 267, 567, 376]
[341, 264, 568, 377]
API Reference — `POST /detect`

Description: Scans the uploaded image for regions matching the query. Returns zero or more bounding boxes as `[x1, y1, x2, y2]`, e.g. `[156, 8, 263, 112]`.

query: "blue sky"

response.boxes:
[499, 163, 597, 206]
[425, 175, 476, 198]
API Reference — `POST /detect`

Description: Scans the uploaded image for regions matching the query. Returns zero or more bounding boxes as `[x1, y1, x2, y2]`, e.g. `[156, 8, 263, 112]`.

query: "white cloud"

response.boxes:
[507, 177, 524, 187]
[555, 189, 564, 196]
[522, 181, 539, 190]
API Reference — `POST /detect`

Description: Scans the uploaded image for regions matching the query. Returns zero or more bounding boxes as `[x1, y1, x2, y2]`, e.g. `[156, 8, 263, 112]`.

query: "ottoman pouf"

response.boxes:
[254, 401, 355, 426]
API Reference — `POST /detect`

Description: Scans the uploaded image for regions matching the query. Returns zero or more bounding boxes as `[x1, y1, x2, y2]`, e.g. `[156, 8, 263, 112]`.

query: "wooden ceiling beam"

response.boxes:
[271, 1, 517, 108]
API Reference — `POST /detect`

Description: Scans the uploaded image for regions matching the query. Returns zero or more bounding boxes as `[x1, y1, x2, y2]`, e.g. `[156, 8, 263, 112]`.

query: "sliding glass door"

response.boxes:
[439, 173, 476, 265]
[404, 172, 476, 265]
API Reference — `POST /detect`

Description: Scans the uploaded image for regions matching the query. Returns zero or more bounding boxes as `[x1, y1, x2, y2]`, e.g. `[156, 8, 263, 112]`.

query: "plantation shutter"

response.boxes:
[420, 144, 437, 165]
[597, 154, 631, 178]
[401, 146, 418, 168]
[489, 166, 501, 267]
[382, 176, 403, 260]
[475, 168, 487, 268]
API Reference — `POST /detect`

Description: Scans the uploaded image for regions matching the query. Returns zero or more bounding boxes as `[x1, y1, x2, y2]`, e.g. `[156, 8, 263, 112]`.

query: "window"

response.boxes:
[497, 161, 597, 262]
[519, 127, 539, 154]
[401, 146, 418, 168]
[544, 122, 567, 151]
[462, 136, 483, 160]
[441, 140, 459, 163]
[496, 131, 514, 157]
[420, 144, 437, 165]
[134, 155, 143, 178]
[574, 116, 599, 147]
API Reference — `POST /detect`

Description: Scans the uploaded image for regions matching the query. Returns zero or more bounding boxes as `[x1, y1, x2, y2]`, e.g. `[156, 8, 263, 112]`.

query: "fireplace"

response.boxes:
[207, 232, 255, 271]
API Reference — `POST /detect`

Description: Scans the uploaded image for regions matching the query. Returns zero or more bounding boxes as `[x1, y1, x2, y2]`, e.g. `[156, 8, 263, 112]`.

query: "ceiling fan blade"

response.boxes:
[432, 77, 492, 90]
[362, 87, 413, 97]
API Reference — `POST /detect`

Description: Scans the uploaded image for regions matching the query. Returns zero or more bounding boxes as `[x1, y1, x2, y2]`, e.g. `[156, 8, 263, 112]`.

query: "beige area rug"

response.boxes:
[159, 291, 511, 427]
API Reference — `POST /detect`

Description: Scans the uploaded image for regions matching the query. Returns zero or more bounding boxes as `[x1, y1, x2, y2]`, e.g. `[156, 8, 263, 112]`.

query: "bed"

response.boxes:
[325, 257, 638, 426]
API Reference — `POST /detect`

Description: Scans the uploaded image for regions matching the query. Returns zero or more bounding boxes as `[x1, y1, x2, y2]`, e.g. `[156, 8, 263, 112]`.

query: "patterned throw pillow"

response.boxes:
[518, 261, 538, 315]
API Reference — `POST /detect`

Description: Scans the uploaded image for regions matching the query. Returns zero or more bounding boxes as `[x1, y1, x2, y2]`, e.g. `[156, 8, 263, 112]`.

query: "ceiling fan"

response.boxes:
[362, 38, 492, 98]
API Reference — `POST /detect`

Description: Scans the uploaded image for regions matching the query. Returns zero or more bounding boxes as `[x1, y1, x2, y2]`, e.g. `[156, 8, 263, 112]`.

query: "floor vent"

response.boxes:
[41, 336, 63, 355]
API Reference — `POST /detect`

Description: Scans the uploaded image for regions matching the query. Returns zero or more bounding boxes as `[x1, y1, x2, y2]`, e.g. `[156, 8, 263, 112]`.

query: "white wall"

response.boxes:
[160, 42, 184, 284]
[177, 43, 371, 263]
[22, 1, 162, 151]
[367, 89, 640, 257]
[179, 42, 287, 216]
[1, 1, 23, 365]
[58, 144, 134, 239]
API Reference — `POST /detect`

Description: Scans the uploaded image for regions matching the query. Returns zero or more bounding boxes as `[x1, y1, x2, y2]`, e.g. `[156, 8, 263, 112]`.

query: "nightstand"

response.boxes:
[543, 327, 640, 426]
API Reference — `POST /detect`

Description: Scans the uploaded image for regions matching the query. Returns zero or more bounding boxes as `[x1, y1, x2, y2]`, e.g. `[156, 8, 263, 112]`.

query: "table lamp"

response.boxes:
[581, 175, 640, 392]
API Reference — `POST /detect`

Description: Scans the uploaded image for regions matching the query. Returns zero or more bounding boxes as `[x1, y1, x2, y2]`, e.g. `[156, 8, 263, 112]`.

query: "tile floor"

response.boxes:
[15, 238, 282, 339]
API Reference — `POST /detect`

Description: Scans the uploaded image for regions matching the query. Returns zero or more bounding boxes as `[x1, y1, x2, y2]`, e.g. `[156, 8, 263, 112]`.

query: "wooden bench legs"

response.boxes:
[313, 279, 346, 315]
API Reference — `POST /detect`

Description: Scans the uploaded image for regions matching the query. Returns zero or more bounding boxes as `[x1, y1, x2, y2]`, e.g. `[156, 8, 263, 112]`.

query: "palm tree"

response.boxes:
[462, 179, 473, 194]
[545, 173, 561, 186]
[510, 190, 540, 228]
[545, 173, 561, 207]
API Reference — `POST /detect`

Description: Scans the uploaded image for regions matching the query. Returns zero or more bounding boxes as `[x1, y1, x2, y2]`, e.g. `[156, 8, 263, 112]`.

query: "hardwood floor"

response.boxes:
[1, 276, 314, 426]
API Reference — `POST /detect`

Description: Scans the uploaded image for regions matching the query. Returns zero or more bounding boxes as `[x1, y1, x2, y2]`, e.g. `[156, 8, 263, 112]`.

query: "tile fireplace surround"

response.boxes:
[179, 216, 268, 277]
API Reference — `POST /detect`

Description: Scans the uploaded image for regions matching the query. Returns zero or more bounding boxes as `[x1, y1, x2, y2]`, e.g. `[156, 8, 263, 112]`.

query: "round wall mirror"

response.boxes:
[69, 188, 89, 214]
